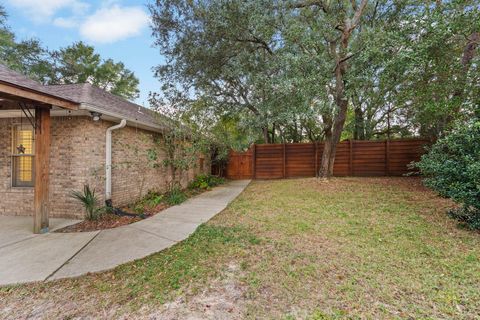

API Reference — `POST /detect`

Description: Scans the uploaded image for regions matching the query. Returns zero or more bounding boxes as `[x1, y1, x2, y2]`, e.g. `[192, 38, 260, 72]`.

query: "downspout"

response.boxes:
[105, 119, 127, 208]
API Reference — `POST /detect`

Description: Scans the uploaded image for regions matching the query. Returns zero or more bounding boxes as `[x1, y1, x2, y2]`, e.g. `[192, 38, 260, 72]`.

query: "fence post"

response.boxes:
[314, 141, 318, 178]
[385, 139, 390, 176]
[283, 143, 286, 178]
[252, 143, 256, 179]
[349, 139, 354, 176]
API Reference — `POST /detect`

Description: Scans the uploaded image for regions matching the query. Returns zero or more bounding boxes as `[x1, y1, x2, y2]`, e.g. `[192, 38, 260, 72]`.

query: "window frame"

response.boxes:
[11, 124, 35, 188]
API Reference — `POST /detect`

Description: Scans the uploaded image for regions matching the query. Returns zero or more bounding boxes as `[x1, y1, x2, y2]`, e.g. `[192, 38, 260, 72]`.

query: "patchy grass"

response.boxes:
[1, 178, 480, 319]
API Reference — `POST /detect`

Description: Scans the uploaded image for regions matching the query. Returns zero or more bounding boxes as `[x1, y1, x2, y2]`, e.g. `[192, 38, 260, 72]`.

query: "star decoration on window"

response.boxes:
[17, 144, 26, 154]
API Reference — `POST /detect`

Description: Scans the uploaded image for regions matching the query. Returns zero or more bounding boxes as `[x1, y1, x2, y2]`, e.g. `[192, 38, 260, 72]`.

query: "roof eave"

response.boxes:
[0, 80, 79, 110]
[79, 103, 168, 133]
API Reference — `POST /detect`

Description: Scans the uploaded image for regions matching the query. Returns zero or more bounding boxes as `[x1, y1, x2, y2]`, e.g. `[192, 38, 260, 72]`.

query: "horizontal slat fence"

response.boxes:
[225, 139, 429, 179]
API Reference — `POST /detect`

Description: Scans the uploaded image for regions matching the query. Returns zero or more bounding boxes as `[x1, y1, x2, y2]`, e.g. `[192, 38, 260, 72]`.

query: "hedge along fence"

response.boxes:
[225, 139, 430, 180]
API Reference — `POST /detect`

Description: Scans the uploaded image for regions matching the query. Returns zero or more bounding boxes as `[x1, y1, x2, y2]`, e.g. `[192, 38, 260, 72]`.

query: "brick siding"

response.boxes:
[0, 116, 208, 219]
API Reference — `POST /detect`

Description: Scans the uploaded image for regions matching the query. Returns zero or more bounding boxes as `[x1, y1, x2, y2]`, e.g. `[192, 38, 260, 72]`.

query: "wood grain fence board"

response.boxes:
[224, 139, 429, 179]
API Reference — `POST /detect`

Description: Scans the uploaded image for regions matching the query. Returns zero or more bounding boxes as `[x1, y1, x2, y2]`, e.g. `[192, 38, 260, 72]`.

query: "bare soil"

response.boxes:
[55, 214, 143, 233]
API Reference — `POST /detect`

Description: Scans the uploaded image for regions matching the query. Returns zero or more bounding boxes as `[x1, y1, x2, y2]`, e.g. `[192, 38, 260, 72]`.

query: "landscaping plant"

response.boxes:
[165, 185, 187, 205]
[417, 118, 480, 229]
[70, 185, 105, 220]
[188, 174, 225, 190]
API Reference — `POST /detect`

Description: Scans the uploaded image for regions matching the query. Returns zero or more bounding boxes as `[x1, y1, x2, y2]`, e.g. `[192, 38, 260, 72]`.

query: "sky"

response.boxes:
[3, 0, 164, 106]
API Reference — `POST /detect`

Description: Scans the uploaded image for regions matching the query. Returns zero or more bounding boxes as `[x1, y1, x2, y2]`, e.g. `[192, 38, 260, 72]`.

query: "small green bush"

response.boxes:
[144, 190, 164, 207]
[189, 174, 225, 190]
[165, 185, 187, 205]
[70, 185, 105, 220]
[417, 118, 480, 228]
[131, 191, 164, 213]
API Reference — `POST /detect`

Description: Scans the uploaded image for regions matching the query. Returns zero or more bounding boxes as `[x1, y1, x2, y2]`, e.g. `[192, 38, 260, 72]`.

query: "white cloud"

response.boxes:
[53, 16, 78, 28]
[8, 0, 89, 22]
[79, 5, 149, 44]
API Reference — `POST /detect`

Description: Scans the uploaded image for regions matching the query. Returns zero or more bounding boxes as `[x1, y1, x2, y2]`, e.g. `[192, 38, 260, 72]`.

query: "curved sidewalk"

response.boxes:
[0, 180, 250, 286]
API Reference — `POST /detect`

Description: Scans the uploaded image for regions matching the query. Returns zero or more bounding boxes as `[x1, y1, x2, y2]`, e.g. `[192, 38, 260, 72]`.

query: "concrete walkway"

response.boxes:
[0, 180, 250, 286]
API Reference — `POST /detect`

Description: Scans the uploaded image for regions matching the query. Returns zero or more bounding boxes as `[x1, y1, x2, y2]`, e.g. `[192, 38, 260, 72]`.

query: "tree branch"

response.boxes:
[289, 0, 328, 13]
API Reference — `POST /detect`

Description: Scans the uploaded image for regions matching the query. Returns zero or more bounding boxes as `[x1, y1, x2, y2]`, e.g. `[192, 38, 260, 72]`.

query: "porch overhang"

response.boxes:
[0, 80, 80, 234]
[0, 81, 79, 111]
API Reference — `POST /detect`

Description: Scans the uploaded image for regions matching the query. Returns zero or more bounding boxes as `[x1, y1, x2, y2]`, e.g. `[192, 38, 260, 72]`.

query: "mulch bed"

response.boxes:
[55, 203, 171, 233]
[55, 214, 142, 233]
[54, 187, 215, 233]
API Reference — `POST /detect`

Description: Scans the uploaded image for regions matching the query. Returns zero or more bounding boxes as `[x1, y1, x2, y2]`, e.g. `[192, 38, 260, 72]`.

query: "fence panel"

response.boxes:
[286, 143, 316, 178]
[225, 149, 253, 179]
[388, 139, 427, 176]
[255, 144, 284, 179]
[224, 139, 429, 180]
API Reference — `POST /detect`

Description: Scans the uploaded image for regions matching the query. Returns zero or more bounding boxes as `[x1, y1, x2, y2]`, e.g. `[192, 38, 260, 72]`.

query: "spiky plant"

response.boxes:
[70, 185, 104, 220]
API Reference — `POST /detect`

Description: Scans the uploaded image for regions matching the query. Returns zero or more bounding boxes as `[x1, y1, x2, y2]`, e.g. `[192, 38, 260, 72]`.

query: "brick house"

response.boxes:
[0, 64, 208, 233]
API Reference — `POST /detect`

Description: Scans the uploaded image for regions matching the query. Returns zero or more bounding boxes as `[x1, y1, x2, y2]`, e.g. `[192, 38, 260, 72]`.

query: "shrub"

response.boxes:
[417, 119, 480, 228]
[144, 190, 164, 207]
[189, 174, 225, 190]
[70, 185, 105, 220]
[165, 185, 187, 205]
[131, 191, 164, 213]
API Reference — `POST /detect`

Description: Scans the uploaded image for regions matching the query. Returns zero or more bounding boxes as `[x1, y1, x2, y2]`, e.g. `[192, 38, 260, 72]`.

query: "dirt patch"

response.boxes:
[54, 214, 142, 232]
[132, 263, 246, 320]
[142, 203, 170, 216]
[55, 203, 169, 232]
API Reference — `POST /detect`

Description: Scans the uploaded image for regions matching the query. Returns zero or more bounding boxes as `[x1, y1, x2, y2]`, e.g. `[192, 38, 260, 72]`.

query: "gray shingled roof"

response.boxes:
[0, 64, 76, 103]
[47, 83, 170, 130]
[0, 64, 170, 131]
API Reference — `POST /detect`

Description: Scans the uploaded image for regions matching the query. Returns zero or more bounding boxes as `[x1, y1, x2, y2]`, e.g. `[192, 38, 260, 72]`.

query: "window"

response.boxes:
[12, 125, 35, 187]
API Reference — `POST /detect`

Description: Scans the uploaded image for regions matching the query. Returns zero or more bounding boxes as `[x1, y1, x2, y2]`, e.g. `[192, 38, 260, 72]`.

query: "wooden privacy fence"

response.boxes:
[225, 139, 430, 179]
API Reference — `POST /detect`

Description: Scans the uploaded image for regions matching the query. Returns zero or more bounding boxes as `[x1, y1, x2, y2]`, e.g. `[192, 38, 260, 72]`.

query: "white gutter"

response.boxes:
[80, 103, 166, 133]
[105, 119, 127, 206]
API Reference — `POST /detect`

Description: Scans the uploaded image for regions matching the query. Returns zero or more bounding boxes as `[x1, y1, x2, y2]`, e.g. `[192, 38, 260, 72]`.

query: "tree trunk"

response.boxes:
[330, 99, 349, 172]
[318, 0, 368, 178]
[320, 99, 349, 177]
[262, 127, 269, 144]
[318, 130, 333, 177]
[271, 122, 276, 143]
[354, 105, 365, 140]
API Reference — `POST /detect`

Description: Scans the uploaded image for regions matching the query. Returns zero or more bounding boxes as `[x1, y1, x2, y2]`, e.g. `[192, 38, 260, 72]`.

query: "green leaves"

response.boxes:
[149, 0, 479, 144]
[0, 7, 140, 100]
[52, 42, 140, 100]
[417, 118, 480, 228]
[70, 185, 105, 221]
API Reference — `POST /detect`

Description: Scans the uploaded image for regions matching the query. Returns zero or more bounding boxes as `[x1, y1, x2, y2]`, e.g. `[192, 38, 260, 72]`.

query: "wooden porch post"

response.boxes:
[33, 106, 51, 234]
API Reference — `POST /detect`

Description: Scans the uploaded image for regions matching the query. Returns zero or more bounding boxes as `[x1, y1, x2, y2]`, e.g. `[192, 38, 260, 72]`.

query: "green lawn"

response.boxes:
[1, 178, 479, 319]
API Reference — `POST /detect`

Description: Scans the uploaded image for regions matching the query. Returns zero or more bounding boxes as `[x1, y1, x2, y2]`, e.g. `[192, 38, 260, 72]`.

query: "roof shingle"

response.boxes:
[0, 64, 169, 131]
[0, 64, 76, 102]
[47, 83, 169, 130]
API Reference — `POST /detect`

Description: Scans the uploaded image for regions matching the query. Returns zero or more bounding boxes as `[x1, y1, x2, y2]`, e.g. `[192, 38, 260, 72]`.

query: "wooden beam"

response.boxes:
[33, 106, 51, 234]
[0, 82, 78, 110]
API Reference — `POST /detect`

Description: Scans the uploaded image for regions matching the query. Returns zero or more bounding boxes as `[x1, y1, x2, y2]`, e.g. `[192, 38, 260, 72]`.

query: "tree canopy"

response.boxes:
[149, 0, 479, 176]
[0, 5, 140, 100]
